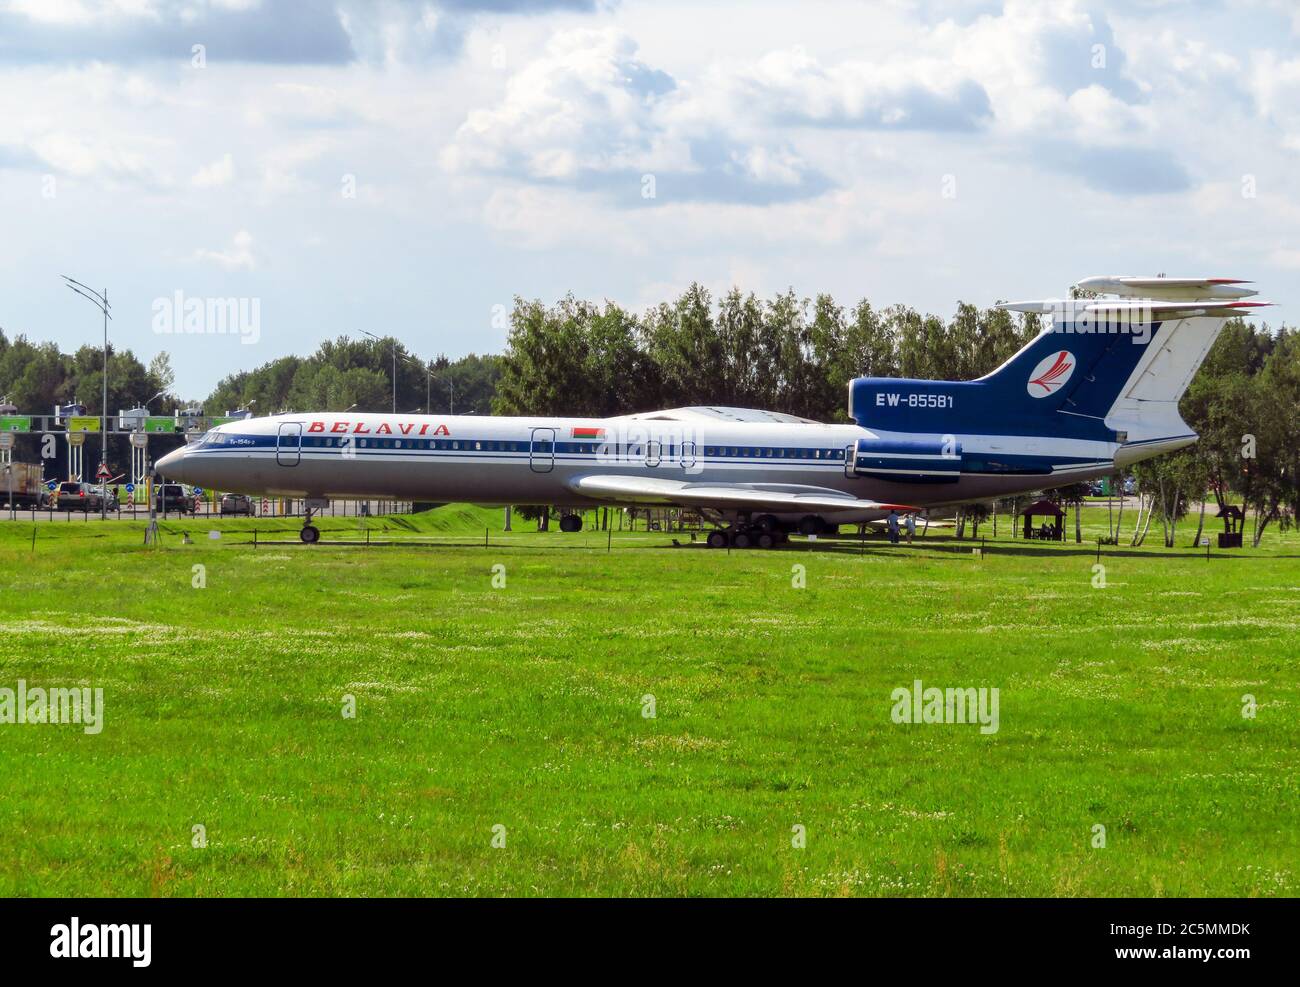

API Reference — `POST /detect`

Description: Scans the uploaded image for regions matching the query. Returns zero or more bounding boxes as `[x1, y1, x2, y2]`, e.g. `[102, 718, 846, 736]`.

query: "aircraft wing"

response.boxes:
[567, 474, 917, 514]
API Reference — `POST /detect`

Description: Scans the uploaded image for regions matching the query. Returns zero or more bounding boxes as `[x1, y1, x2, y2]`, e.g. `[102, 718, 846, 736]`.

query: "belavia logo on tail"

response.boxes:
[1026, 351, 1075, 398]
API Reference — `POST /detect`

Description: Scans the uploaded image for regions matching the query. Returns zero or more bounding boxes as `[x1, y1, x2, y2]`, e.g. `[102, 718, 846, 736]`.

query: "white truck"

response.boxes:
[1, 461, 47, 509]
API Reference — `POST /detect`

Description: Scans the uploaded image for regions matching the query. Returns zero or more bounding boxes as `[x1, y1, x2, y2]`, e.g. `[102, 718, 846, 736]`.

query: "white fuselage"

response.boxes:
[155, 410, 1146, 522]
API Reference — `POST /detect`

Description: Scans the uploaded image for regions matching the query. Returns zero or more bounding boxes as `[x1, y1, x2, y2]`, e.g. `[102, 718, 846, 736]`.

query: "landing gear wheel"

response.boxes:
[755, 515, 779, 534]
[798, 515, 820, 536]
[757, 532, 776, 549]
[732, 531, 752, 549]
[300, 524, 320, 544]
[707, 530, 729, 549]
[559, 514, 582, 533]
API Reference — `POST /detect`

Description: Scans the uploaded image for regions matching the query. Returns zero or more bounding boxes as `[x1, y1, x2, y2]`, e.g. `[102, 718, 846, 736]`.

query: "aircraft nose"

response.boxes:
[155, 446, 188, 480]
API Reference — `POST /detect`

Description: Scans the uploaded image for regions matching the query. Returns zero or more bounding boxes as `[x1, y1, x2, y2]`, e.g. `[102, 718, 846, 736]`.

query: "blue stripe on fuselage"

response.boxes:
[190, 434, 1105, 475]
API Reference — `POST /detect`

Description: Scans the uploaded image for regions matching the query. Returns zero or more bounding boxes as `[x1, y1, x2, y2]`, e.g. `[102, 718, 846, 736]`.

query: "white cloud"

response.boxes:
[194, 229, 255, 270]
[697, 46, 990, 130]
[0, 0, 1297, 400]
[191, 152, 234, 187]
[443, 26, 994, 204]
[3, 0, 160, 26]
[28, 131, 161, 183]
[1248, 52, 1300, 153]
[256, 136, 335, 196]
[444, 29, 679, 181]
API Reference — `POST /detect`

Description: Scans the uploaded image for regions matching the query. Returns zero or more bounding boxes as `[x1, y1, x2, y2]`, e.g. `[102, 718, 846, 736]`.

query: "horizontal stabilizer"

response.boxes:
[1073, 275, 1258, 301]
[997, 299, 1271, 320]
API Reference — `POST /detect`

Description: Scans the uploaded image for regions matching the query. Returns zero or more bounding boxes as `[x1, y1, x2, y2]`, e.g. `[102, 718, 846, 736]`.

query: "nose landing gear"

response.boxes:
[299, 497, 331, 544]
[300, 503, 322, 544]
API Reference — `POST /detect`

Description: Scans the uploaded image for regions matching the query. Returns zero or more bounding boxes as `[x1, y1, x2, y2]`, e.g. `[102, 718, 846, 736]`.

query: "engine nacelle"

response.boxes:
[848, 437, 962, 484]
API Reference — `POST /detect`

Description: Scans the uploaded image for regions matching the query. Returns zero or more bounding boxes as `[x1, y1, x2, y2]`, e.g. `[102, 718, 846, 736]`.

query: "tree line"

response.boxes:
[0, 327, 500, 475]
[492, 285, 1295, 544]
[1132, 320, 1297, 547]
[493, 286, 1041, 423]
[0, 330, 181, 470]
[3, 284, 1294, 546]
[205, 339, 501, 420]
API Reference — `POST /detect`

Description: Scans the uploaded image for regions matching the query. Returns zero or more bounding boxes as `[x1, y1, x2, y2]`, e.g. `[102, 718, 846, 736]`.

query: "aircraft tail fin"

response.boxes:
[849, 277, 1270, 448]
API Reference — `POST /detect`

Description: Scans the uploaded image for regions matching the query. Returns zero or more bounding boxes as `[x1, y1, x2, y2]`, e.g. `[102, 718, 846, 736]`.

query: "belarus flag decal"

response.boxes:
[572, 427, 605, 439]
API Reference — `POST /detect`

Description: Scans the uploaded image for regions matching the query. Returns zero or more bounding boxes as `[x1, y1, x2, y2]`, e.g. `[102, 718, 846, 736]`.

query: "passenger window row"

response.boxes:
[290, 436, 844, 459]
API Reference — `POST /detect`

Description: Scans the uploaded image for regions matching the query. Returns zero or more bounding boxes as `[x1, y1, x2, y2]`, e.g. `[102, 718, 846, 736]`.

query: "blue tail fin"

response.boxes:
[849, 322, 1154, 442]
[849, 281, 1270, 443]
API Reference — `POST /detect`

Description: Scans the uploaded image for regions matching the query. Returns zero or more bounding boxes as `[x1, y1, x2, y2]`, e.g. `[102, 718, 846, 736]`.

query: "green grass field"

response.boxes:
[1, 506, 1297, 897]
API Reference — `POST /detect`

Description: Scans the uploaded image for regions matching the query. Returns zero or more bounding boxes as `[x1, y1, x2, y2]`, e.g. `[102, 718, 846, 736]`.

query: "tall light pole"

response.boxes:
[399, 353, 438, 417]
[62, 275, 111, 519]
[403, 352, 455, 416]
[360, 330, 397, 413]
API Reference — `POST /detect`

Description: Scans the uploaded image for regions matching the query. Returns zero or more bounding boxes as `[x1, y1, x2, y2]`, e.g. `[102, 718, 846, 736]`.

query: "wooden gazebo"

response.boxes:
[1022, 499, 1065, 541]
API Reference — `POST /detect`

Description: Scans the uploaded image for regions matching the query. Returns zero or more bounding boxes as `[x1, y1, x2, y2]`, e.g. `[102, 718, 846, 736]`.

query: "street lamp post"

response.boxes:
[404, 355, 436, 417]
[360, 330, 397, 413]
[61, 275, 111, 520]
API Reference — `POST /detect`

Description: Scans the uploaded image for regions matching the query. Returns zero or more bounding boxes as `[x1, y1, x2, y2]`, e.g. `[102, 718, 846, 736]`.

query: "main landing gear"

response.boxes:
[706, 515, 789, 550]
[559, 514, 583, 533]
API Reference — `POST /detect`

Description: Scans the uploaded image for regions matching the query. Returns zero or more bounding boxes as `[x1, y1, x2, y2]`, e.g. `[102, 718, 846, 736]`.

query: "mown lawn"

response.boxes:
[0, 506, 1296, 896]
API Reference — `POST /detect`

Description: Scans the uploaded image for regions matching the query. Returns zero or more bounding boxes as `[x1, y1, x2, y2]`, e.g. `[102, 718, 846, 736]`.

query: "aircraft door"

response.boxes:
[843, 444, 855, 478]
[277, 422, 302, 467]
[529, 427, 555, 473]
[645, 440, 661, 467]
[681, 440, 696, 470]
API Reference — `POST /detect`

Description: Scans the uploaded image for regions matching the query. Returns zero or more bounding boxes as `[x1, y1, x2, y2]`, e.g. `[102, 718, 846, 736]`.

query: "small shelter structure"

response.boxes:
[1022, 499, 1065, 541]
[1216, 504, 1244, 548]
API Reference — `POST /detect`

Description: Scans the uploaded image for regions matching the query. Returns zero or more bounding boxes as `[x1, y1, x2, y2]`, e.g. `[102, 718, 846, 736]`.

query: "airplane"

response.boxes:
[156, 275, 1269, 548]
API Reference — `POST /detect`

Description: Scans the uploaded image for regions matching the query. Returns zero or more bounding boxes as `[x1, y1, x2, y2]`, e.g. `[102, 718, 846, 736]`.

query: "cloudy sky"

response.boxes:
[1, 0, 1297, 400]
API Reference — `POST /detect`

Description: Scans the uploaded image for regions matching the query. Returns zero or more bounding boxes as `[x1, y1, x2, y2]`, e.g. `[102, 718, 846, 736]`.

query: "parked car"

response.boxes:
[154, 482, 197, 514]
[220, 493, 254, 516]
[53, 481, 117, 511]
[90, 484, 120, 511]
